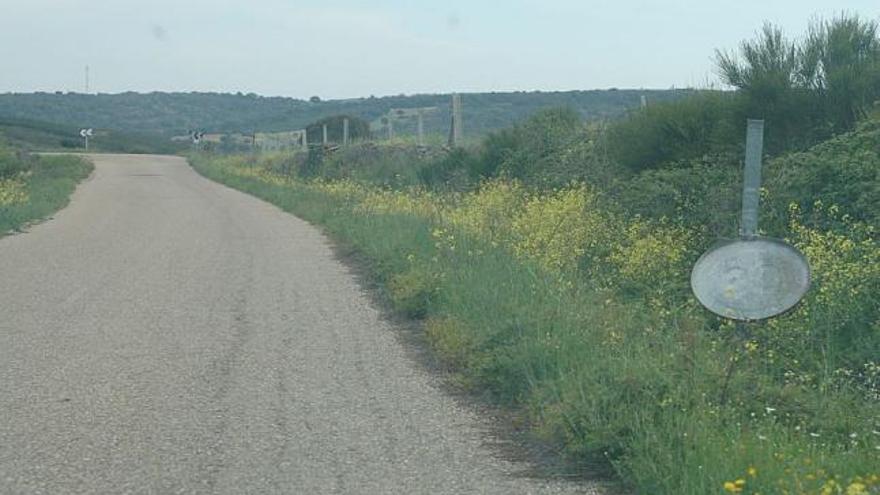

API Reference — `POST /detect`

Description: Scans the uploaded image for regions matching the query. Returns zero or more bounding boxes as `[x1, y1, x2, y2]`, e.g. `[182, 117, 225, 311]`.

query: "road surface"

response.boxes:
[0, 154, 598, 494]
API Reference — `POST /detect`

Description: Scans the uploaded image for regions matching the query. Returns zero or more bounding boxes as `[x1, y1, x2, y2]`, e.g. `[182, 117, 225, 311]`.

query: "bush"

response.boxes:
[481, 107, 582, 179]
[608, 15, 880, 172]
[764, 117, 880, 228]
[0, 145, 32, 178]
[607, 91, 741, 171]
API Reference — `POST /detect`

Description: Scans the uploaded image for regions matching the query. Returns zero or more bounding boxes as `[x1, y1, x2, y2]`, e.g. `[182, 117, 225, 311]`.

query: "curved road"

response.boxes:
[0, 155, 598, 494]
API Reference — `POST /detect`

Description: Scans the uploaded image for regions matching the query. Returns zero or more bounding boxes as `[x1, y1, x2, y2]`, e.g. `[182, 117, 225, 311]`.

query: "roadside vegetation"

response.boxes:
[191, 14, 880, 495]
[0, 145, 92, 235]
[0, 117, 188, 154]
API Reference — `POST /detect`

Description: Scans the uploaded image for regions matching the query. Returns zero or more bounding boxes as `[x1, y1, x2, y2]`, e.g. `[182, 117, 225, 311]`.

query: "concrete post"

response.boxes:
[449, 94, 463, 146]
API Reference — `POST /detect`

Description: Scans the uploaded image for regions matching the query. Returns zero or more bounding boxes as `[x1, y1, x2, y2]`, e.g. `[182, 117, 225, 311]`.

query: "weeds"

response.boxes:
[191, 140, 880, 493]
[0, 148, 92, 235]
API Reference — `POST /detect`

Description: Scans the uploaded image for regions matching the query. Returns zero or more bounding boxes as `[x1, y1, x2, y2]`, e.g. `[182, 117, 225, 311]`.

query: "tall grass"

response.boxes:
[0, 149, 92, 235]
[190, 147, 880, 494]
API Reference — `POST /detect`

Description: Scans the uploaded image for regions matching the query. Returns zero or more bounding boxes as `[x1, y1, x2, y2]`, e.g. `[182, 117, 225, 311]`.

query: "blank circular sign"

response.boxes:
[691, 238, 810, 321]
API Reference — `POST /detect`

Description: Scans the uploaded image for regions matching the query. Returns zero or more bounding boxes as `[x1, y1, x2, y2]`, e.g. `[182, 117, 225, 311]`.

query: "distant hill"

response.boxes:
[0, 90, 695, 141]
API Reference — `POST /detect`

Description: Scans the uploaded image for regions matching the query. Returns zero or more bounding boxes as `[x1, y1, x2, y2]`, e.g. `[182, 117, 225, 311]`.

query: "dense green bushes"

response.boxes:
[609, 15, 880, 172]
[607, 92, 742, 171]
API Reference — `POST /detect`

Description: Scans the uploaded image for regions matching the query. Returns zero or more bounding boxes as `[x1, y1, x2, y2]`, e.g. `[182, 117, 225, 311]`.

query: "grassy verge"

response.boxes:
[0, 151, 93, 235]
[190, 153, 880, 495]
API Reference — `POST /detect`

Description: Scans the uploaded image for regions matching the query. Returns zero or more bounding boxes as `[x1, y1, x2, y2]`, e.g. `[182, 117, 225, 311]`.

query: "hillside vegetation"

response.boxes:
[0, 117, 188, 154]
[0, 89, 692, 139]
[190, 14, 880, 494]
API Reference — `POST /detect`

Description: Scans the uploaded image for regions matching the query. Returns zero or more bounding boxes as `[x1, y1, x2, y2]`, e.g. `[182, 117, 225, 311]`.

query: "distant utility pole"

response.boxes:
[640, 95, 647, 108]
[387, 117, 394, 140]
[84, 65, 90, 94]
[417, 110, 425, 146]
[302, 129, 308, 151]
[449, 93, 463, 147]
[322, 124, 328, 145]
[343, 118, 350, 146]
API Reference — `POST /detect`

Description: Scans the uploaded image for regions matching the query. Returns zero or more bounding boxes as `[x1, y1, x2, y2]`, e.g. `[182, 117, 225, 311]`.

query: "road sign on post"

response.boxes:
[690, 119, 811, 321]
[79, 128, 93, 150]
[190, 131, 204, 148]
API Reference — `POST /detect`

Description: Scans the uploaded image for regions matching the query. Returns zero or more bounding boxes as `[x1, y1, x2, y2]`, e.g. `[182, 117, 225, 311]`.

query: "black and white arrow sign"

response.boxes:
[80, 128, 93, 150]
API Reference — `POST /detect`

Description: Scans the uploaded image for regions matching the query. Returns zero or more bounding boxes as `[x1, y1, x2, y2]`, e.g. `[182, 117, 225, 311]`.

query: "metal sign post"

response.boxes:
[690, 120, 810, 322]
[190, 131, 204, 149]
[741, 120, 764, 238]
[690, 119, 812, 406]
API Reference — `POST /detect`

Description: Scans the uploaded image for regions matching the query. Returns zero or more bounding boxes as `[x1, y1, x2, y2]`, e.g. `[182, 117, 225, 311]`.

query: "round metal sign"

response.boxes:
[691, 237, 810, 321]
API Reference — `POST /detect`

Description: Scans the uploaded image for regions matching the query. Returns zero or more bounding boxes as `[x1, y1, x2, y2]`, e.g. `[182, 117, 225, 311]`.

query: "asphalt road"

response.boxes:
[0, 154, 599, 494]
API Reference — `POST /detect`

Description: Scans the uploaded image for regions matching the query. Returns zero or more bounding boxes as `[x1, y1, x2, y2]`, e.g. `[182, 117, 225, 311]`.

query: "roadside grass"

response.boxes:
[190, 153, 880, 495]
[0, 152, 93, 235]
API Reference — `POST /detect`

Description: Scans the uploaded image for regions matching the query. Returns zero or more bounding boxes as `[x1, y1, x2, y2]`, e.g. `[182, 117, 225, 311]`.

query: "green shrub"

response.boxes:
[0, 145, 32, 178]
[607, 91, 741, 171]
[481, 107, 582, 179]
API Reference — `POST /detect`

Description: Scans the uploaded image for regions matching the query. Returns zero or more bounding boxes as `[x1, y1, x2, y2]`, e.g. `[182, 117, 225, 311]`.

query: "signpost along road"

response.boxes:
[690, 120, 811, 322]
[79, 128, 93, 150]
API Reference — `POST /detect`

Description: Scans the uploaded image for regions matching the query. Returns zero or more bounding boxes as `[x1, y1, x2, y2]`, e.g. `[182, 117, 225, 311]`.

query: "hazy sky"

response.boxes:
[1, 0, 877, 99]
